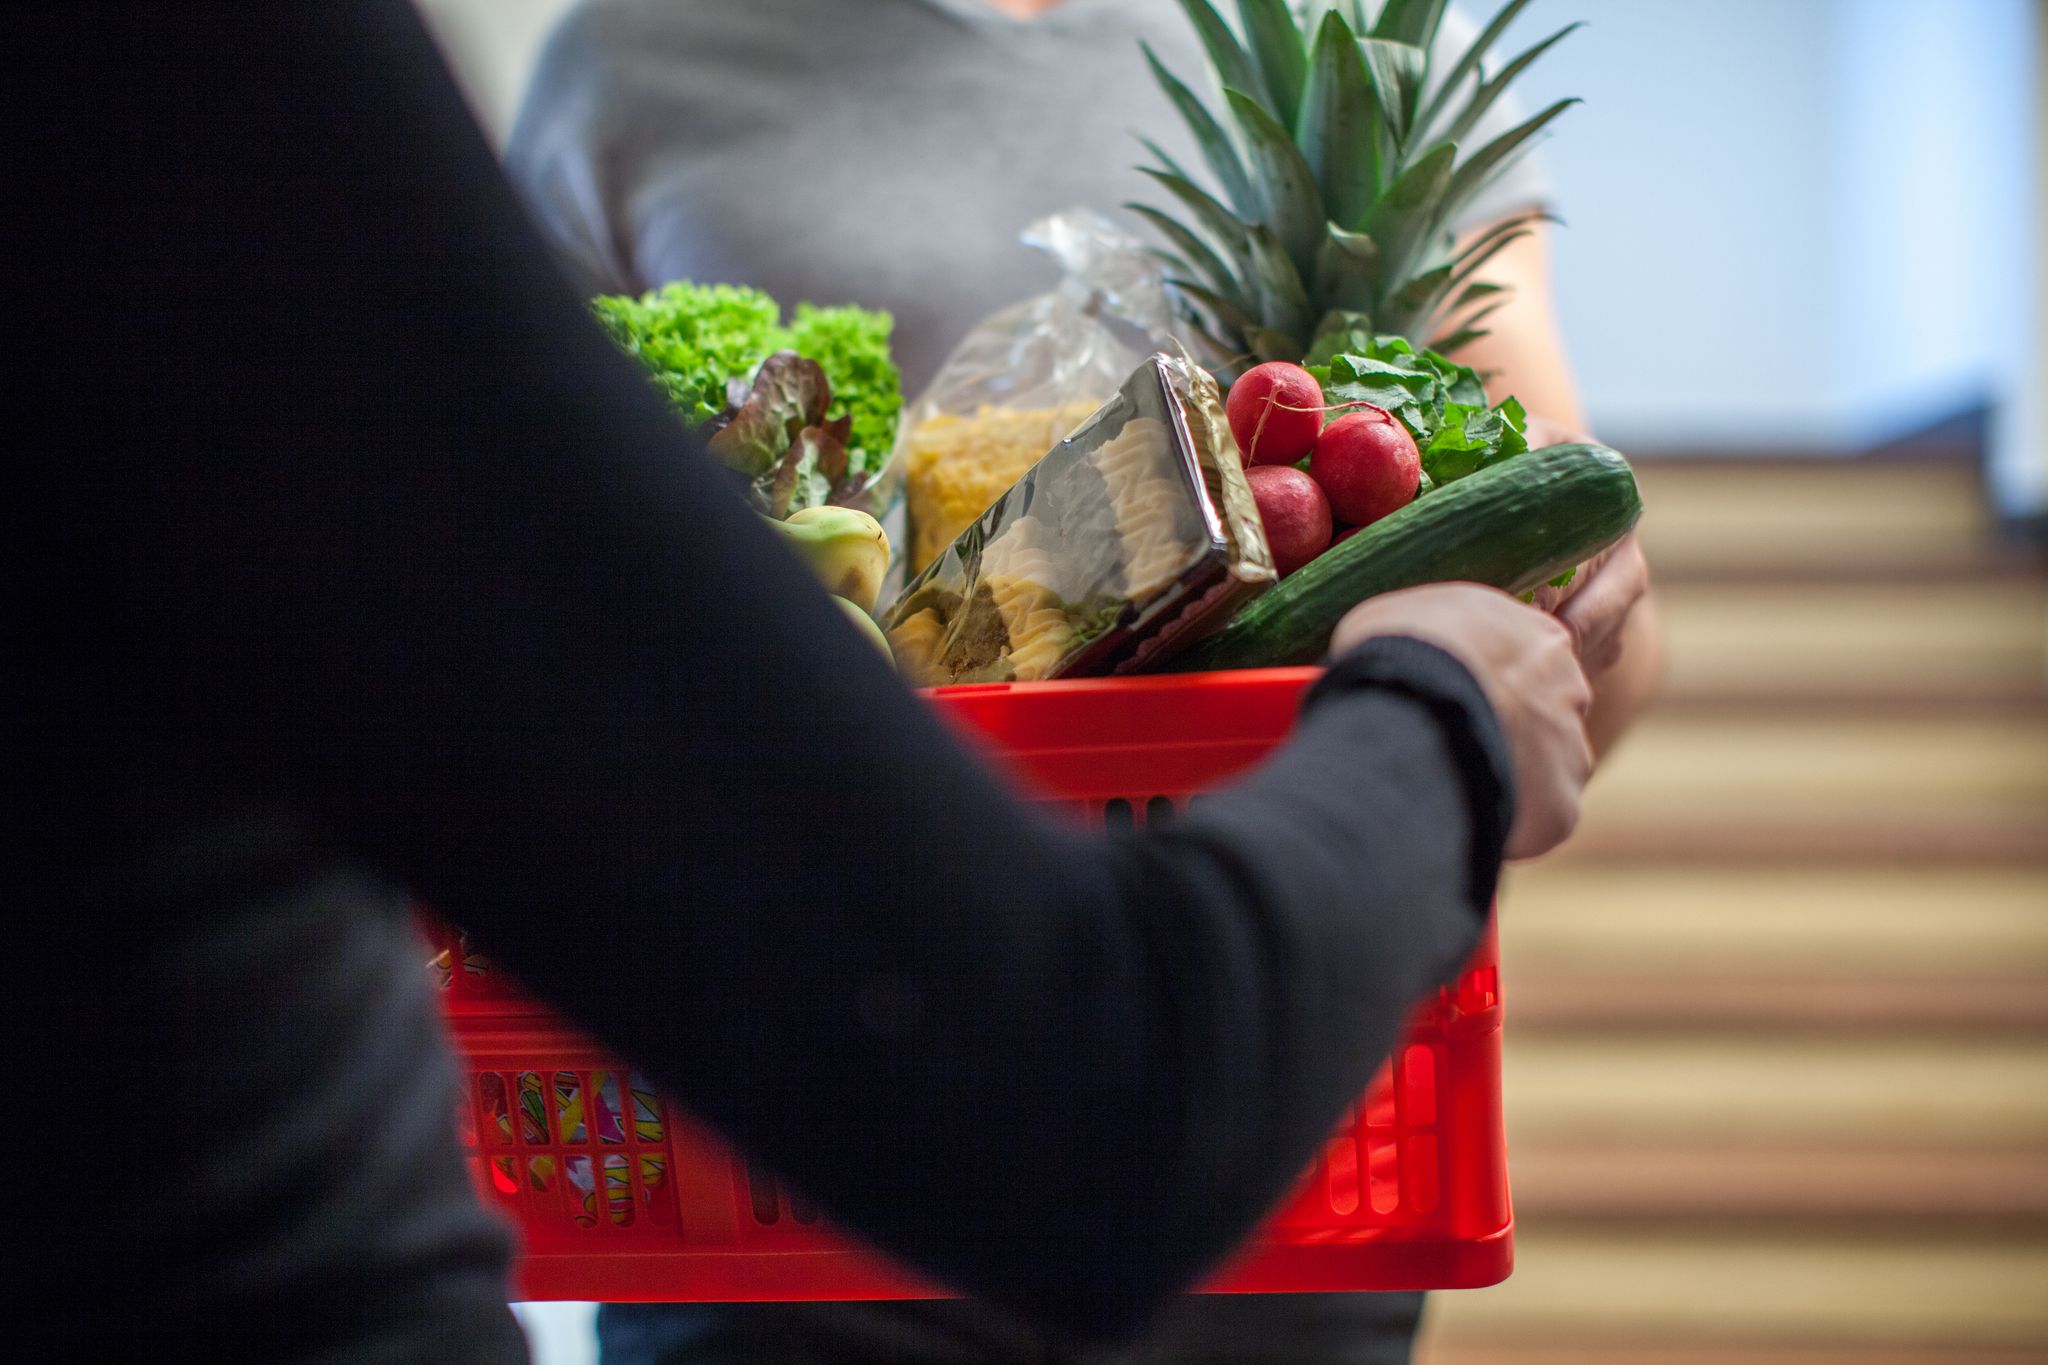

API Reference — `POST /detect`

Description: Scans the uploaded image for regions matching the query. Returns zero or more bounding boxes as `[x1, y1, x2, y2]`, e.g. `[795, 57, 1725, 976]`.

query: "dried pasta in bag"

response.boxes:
[883, 353, 1274, 684]
[904, 401, 1102, 573]
[894, 210, 1181, 578]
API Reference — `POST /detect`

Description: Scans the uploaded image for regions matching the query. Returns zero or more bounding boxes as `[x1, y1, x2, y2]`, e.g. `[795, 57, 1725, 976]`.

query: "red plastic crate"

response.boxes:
[429, 667, 1511, 1301]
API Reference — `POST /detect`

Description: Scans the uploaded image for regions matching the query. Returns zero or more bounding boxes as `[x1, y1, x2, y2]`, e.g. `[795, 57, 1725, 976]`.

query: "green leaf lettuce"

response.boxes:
[591, 282, 901, 514]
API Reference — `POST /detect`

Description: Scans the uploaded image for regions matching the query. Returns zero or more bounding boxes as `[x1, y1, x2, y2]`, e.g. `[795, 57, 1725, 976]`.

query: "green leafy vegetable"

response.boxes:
[705, 353, 863, 519]
[707, 352, 830, 476]
[768, 417, 855, 521]
[786, 304, 899, 468]
[591, 281, 901, 514]
[592, 282, 786, 427]
[1306, 326, 1526, 488]
[1424, 395, 1528, 483]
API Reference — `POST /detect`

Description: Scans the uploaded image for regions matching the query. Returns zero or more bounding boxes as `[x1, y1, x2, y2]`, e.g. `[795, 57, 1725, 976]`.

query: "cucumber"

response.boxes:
[1174, 443, 1642, 671]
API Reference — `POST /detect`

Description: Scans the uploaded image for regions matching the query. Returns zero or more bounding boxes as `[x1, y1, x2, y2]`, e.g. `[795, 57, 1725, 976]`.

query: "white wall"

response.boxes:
[1503, 0, 1843, 448]
[1829, 0, 2038, 515]
[2005, 0, 2048, 520]
[1831, 0, 2028, 438]
[1503, 0, 2041, 510]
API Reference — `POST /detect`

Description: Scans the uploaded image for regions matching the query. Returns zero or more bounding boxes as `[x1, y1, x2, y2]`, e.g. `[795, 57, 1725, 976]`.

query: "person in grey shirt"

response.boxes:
[507, 2, 1653, 1361]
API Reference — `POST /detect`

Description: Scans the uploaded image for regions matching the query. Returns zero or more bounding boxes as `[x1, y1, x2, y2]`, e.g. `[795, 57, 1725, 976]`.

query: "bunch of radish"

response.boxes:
[1224, 361, 1421, 576]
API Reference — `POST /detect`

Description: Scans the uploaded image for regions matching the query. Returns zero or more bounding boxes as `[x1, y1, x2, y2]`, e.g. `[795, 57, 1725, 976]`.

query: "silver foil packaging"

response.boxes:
[884, 354, 1275, 685]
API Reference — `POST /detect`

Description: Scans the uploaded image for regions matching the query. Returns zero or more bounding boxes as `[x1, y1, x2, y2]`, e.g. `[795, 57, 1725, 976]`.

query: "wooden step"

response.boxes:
[1499, 1036, 2048, 1147]
[1500, 866, 2048, 978]
[1561, 821, 2048, 865]
[1421, 1342, 2048, 1365]
[1506, 1144, 2048, 1224]
[1632, 461, 1999, 581]
[1583, 714, 2048, 823]
[1497, 865, 2048, 1028]
[1567, 713, 2048, 862]
[1653, 580, 2047, 707]
[1507, 972, 2048, 1032]
[1650, 547, 2048, 587]
[1419, 1229, 2048, 1348]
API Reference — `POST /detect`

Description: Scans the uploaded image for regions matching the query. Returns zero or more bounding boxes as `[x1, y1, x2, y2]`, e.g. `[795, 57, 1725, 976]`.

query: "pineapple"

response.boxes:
[1131, 0, 1579, 365]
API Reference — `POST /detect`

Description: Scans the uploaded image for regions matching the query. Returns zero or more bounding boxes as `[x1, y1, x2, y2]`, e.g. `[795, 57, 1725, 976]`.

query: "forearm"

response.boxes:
[1587, 588, 1664, 758]
[1453, 220, 1586, 431]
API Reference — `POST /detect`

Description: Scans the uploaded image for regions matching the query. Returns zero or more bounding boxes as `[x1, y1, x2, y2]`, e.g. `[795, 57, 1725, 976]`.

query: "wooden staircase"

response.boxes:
[1418, 459, 2048, 1365]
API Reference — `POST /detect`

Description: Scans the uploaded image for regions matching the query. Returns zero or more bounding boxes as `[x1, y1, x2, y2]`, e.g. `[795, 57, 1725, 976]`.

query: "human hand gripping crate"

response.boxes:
[426, 666, 1510, 1303]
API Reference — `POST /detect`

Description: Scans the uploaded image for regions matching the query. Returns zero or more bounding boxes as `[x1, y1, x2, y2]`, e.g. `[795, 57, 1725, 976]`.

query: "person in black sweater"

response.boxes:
[3, 4, 1596, 1361]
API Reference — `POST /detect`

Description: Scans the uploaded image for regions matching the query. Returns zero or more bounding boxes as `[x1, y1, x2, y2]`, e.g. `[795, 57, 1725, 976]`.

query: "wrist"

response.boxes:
[1308, 636, 1516, 916]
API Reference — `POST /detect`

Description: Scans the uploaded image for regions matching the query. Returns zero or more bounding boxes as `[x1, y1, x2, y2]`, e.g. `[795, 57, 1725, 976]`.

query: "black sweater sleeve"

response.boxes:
[19, 1, 1508, 1343]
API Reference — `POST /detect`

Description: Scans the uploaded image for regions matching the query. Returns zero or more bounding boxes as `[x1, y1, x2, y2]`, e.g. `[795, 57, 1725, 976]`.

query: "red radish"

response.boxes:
[1245, 465, 1332, 576]
[1226, 361, 1324, 466]
[1311, 406, 1421, 527]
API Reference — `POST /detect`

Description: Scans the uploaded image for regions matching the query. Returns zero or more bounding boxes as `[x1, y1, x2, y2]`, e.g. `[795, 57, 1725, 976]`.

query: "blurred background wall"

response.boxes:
[415, 2, 2048, 1362]
[1501, 0, 2041, 515]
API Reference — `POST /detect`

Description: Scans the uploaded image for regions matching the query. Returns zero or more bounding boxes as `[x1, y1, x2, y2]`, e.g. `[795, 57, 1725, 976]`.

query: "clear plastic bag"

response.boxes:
[895, 209, 1183, 577]
[883, 353, 1274, 685]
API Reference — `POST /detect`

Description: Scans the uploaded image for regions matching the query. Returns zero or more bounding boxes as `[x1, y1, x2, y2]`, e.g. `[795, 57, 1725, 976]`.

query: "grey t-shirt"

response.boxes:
[507, 0, 1549, 392]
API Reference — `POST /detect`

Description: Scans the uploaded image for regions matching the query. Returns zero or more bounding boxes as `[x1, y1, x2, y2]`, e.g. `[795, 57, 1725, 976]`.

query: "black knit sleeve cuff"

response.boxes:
[1303, 635, 1516, 917]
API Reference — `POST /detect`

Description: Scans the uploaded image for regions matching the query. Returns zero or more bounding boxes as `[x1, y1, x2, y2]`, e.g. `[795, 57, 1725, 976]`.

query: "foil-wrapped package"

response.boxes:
[883, 354, 1275, 684]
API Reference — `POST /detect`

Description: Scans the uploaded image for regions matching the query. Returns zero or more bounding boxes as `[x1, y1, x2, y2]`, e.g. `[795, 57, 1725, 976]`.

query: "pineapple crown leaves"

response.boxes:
[1127, 0, 1580, 365]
